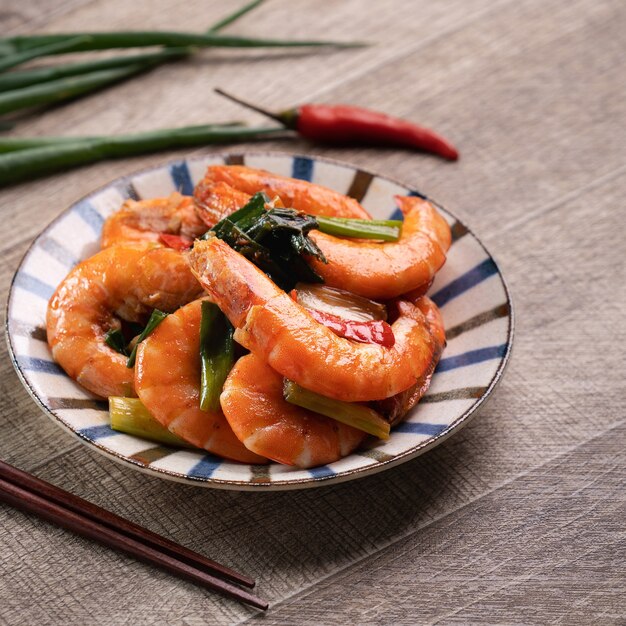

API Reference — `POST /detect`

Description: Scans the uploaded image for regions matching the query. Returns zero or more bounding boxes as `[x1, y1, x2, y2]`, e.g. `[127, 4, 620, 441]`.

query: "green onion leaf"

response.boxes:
[199, 301, 235, 412]
[208, 194, 326, 290]
[0, 1, 266, 96]
[209, 191, 268, 238]
[0, 35, 91, 73]
[0, 64, 150, 116]
[209, 0, 266, 32]
[0, 49, 183, 93]
[0, 31, 365, 56]
[0, 122, 243, 154]
[104, 328, 128, 356]
[126, 309, 168, 368]
[283, 380, 390, 439]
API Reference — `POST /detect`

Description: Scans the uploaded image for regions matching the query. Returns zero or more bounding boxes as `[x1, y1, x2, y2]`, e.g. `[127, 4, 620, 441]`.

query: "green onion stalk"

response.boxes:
[0, 35, 91, 73]
[283, 380, 391, 439]
[0, 64, 154, 116]
[0, 1, 362, 117]
[0, 49, 187, 92]
[0, 0, 265, 111]
[0, 125, 288, 186]
[0, 0, 264, 94]
[199, 301, 235, 412]
[0, 122, 243, 153]
[0, 31, 363, 56]
[109, 396, 195, 448]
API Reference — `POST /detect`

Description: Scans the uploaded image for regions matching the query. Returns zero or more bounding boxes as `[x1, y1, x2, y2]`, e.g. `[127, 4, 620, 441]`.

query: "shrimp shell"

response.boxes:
[198, 165, 371, 219]
[194, 181, 263, 229]
[101, 193, 206, 248]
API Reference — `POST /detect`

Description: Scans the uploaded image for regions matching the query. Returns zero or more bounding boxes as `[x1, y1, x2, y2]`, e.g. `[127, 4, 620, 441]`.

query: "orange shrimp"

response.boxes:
[47, 245, 203, 398]
[374, 296, 445, 425]
[195, 173, 450, 300]
[307, 196, 452, 300]
[415, 295, 446, 353]
[194, 180, 263, 229]
[220, 353, 366, 468]
[198, 165, 371, 219]
[134, 299, 266, 463]
[101, 193, 206, 248]
[188, 237, 436, 402]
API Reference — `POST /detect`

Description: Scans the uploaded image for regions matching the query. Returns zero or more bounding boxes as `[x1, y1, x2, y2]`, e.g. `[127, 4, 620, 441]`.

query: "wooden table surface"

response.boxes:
[1, 1, 624, 624]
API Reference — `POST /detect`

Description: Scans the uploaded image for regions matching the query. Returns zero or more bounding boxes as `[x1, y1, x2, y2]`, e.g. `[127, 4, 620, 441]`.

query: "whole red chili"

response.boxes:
[215, 88, 458, 161]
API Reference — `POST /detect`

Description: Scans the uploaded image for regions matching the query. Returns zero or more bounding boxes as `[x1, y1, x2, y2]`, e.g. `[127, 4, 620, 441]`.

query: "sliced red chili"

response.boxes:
[307, 308, 395, 348]
[159, 233, 194, 251]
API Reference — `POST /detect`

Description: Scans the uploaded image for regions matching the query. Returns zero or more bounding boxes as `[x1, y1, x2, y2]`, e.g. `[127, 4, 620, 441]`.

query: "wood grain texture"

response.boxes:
[0, 0, 624, 624]
[250, 421, 626, 625]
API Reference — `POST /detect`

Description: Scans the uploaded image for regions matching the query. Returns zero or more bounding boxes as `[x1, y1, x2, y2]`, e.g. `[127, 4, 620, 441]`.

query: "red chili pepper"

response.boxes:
[307, 308, 395, 348]
[158, 233, 194, 251]
[215, 88, 458, 161]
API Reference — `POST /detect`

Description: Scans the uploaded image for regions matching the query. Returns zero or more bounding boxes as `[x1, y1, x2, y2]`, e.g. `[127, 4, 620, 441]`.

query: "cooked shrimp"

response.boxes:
[195, 177, 450, 300]
[374, 296, 445, 425]
[198, 165, 371, 219]
[307, 196, 452, 300]
[101, 193, 206, 248]
[221, 353, 366, 468]
[188, 237, 436, 402]
[47, 245, 203, 398]
[135, 299, 267, 463]
[415, 295, 446, 353]
[194, 180, 264, 229]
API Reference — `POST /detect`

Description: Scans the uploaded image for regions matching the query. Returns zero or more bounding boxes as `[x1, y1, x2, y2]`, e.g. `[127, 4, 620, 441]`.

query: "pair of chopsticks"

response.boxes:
[0, 460, 268, 610]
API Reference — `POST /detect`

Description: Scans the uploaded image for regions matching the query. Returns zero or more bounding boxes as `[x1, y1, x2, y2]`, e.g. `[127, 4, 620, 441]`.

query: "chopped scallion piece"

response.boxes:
[316, 216, 402, 241]
[126, 309, 168, 368]
[199, 301, 235, 412]
[283, 380, 390, 439]
[109, 397, 194, 448]
[104, 328, 128, 356]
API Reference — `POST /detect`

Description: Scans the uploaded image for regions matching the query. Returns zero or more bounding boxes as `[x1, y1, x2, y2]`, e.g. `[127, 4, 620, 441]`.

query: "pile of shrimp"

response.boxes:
[47, 166, 451, 469]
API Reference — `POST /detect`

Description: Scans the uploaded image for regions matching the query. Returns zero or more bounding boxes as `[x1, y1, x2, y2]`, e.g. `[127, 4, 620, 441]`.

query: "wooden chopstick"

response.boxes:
[0, 462, 268, 610]
[0, 459, 254, 588]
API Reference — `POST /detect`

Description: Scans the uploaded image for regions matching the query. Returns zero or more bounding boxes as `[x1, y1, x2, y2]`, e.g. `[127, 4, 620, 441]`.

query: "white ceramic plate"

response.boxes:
[6, 152, 513, 490]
